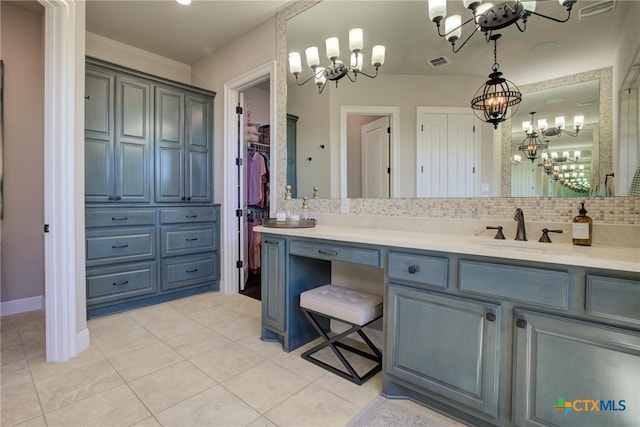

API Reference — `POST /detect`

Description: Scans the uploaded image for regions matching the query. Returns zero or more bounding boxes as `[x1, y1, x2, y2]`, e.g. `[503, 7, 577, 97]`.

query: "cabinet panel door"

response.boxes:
[156, 87, 185, 202]
[85, 70, 115, 202]
[185, 94, 212, 203]
[513, 310, 640, 427]
[287, 114, 298, 199]
[386, 284, 501, 417]
[115, 76, 151, 202]
[262, 238, 286, 334]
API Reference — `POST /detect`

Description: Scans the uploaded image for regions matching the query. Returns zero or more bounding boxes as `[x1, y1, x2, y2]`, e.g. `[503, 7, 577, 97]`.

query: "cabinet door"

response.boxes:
[115, 76, 152, 202]
[155, 86, 185, 202]
[185, 94, 212, 203]
[85, 69, 115, 202]
[262, 237, 286, 334]
[286, 114, 298, 199]
[386, 284, 501, 417]
[513, 310, 640, 427]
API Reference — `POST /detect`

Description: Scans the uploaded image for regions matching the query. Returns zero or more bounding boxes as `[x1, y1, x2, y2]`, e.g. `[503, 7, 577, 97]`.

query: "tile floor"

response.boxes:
[1, 292, 462, 426]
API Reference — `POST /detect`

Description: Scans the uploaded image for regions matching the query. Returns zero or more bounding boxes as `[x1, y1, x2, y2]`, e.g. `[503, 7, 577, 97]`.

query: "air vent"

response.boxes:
[579, 0, 615, 19]
[428, 56, 449, 68]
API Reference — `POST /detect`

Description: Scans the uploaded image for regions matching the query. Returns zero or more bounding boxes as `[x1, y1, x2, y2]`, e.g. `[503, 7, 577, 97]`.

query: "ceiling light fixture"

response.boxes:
[470, 34, 522, 129]
[518, 111, 548, 162]
[176, 0, 191, 5]
[539, 115, 584, 137]
[428, 0, 578, 53]
[288, 28, 385, 94]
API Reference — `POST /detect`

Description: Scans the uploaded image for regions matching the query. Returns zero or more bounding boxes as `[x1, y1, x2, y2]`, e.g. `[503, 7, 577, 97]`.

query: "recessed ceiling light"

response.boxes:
[176, 0, 191, 5]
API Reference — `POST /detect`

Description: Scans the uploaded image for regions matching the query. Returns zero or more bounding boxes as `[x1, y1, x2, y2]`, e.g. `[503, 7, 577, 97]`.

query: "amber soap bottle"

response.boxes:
[572, 202, 593, 246]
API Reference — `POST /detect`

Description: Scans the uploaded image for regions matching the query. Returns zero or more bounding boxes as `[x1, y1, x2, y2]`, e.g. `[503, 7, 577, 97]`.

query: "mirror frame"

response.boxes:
[500, 67, 613, 196]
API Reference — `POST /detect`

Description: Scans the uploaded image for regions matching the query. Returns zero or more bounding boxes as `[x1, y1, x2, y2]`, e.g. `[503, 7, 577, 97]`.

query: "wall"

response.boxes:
[244, 86, 270, 127]
[85, 32, 191, 84]
[191, 16, 277, 205]
[0, 2, 45, 307]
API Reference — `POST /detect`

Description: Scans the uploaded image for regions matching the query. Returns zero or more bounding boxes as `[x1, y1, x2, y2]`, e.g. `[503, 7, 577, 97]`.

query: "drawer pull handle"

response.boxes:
[186, 268, 199, 273]
[112, 244, 129, 249]
[185, 214, 198, 218]
[264, 240, 279, 245]
[186, 238, 199, 241]
[408, 265, 419, 274]
[486, 312, 496, 322]
[112, 280, 129, 286]
[318, 249, 338, 256]
[111, 217, 128, 221]
[516, 318, 527, 329]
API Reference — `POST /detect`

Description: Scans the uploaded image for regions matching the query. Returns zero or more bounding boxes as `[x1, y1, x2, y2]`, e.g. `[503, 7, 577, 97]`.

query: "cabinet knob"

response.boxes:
[112, 280, 129, 286]
[408, 265, 419, 274]
[485, 312, 496, 322]
[181, 197, 186, 201]
[516, 318, 527, 329]
[108, 196, 114, 200]
[264, 240, 279, 245]
[187, 197, 191, 201]
[115, 196, 122, 200]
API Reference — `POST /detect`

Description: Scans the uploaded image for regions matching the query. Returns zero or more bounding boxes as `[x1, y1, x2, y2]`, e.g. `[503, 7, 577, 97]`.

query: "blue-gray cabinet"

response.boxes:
[84, 58, 218, 318]
[386, 284, 501, 418]
[261, 237, 286, 336]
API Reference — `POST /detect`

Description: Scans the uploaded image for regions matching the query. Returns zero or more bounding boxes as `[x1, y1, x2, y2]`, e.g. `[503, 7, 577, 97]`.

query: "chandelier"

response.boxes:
[470, 34, 521, 129]
[427, 0, 578, 53]
[539, 115, 584, 137]
[518, 112, 548, 161]
[288, 28, 385, 94]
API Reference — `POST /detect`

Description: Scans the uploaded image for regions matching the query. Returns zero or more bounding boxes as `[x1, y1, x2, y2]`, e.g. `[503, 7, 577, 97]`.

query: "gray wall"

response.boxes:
[0, 2, 45, 303]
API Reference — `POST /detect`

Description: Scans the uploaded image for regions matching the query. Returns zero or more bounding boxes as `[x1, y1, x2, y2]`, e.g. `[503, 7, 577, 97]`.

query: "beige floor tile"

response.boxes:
[130, 416, 163, 427]
[0, 373, 43, 426]
[224, 296, 262, 319]
[210, 316, 262, 341]
[270, 349, 329, 382]
[0, 316, 17, 333]
[1, 334, 26, 366]
[90, 323, 163, 357]
[223, 360, 310, 413]
[144, 314, 204, 341]
[236, 334, 287, 360]
[164, 327, 232, 359]
[128, 360, 216, 414]
[128, 304, 184, 327]
[314, 370, 383, 409]
[265, 383, 360, 427]
[107, 341, 184, 381]
[34, 358, 124, 413]
[1, 359, 31, 390]
[88, 312, 141, 335]
[169, 293, 220, 314]
[27, 345, 107, 383]
[44, 384, 150, 427]
[190, 341, 264, 382]
[246, 416, 278, 427]
[187, 305, 242, 327]
[155, 385, 260, 427]
[12, 310, 45, 325]
[13, 415, 47, 427]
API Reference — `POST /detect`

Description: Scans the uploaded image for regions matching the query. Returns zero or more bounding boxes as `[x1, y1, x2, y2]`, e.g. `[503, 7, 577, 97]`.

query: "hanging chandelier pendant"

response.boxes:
[477, 2, 525, 32]
[324, 61, 349, 81]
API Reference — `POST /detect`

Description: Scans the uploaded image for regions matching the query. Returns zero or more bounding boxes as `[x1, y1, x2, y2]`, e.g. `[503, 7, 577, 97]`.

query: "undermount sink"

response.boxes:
[469, 239, 572, 254]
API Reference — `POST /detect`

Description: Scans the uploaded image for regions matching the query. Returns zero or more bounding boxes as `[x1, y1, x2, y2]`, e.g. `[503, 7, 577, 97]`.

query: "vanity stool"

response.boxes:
[299, 284, 383, 385]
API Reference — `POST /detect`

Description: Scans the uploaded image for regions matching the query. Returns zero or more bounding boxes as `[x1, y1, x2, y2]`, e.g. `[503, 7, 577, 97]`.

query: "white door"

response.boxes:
[417, 108, 477, 197]
[361, 116, 390, 198]
[237, 93, 249, 290]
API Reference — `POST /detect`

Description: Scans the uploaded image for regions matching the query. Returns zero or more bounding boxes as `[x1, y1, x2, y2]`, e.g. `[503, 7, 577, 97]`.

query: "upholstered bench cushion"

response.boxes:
[300, 284, 383, 325]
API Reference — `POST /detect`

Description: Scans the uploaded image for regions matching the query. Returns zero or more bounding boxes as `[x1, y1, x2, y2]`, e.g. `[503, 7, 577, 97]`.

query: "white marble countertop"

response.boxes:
[255, 225, 640, 273]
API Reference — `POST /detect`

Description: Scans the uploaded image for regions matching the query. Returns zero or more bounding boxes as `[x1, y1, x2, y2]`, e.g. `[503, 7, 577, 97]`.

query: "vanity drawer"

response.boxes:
[586, 275, 640, 326]
[161, 254, 218, 291]
[289, 240, 380, 267]
[85, 208, 156, 228]
[160, 207, 218, 224]
[86, 262, 157, 306]
[86, 227, 156, 266]
[459, 260, 570, 310]
[161, 225, 218, 257]
[388, 251, 448, 288]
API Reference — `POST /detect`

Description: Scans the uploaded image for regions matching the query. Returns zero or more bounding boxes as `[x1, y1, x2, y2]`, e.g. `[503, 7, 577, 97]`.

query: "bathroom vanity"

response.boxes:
[256, 225, 639, 427]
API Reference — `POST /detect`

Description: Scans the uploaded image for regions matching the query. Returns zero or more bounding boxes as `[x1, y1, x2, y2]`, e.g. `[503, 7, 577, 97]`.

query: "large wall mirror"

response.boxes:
[280, 0, 630, 200]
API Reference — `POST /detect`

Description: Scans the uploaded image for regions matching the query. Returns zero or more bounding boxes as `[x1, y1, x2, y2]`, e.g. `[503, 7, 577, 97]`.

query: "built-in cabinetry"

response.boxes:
[286, 114, 298, 198]
[258, 229, 640, 426]
[84, 58, 218, 318]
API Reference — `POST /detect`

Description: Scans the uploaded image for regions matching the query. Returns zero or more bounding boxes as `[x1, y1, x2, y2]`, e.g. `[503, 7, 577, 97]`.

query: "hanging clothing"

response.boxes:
[247, 218, 262, 272]
[247, 151, 267, 206]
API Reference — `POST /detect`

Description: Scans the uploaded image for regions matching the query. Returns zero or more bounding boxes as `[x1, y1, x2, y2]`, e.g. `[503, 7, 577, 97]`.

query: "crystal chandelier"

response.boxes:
[288, 28, 385, 94]
[518, 112, 548, 161]
[427, 0, 578, 53]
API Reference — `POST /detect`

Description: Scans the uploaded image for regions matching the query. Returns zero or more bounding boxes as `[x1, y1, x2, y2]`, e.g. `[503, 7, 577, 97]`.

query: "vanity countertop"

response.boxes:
[255, 225, 640, 273]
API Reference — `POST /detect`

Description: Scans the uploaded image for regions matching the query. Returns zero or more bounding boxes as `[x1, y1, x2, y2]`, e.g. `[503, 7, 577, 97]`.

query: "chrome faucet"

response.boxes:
[513, 208, 527, 241]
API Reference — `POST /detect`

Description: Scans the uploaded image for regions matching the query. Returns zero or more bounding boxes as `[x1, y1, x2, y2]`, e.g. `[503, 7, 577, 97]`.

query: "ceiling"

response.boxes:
[85, 0, 292, 64]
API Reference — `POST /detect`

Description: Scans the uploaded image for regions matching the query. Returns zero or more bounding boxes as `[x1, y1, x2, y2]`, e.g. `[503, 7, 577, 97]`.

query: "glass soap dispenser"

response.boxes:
[572, 201, 592, 246]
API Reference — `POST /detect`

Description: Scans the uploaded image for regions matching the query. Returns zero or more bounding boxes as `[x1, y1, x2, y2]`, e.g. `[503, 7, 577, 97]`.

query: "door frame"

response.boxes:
[339, 106, 399, 199]
[222, 61, 277, 294]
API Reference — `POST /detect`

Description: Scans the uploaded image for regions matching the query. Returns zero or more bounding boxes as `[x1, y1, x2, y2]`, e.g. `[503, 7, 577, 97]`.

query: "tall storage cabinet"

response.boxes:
[84, 58, 218, 318]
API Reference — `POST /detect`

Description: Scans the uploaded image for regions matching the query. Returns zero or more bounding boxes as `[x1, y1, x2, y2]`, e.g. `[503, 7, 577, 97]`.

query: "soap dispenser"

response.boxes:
[572, 201, 592, 246]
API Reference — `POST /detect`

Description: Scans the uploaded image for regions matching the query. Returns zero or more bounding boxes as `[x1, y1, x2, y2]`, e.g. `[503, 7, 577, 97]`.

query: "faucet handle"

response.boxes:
[538, 228, 563, 243]
[486, 226, 506, 240]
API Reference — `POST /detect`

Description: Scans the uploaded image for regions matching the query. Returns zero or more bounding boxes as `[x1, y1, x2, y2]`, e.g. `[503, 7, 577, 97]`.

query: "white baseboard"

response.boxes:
[76, 328, 90, 353]
[0, 295, 45, 316]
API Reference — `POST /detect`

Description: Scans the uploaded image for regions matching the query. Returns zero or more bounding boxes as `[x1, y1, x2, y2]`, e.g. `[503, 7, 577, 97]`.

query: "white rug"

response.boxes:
[347, 396, 463, 427]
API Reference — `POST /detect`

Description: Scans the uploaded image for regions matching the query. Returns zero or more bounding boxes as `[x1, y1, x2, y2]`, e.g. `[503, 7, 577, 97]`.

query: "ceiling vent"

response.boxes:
[428, 56, 449, 68]
[578, 0, 615, 19]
